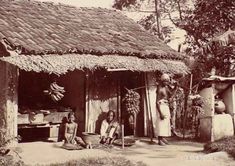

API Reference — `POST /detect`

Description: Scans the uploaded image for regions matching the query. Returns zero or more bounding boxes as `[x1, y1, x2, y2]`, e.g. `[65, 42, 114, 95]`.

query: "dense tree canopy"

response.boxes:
[113, 0, 235, 78]
[181, 0, 235, 47]
[184, 0, 235, 78]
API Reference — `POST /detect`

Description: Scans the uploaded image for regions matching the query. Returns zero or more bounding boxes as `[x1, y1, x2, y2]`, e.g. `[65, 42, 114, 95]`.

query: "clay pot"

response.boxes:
[214, 99, 226, 114]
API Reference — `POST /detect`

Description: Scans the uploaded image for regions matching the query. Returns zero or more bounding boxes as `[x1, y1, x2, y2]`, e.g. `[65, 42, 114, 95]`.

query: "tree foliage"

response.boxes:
[180, 0, 235, 47]
[183, 0, 235, 78]
[113, 0, 139, 10]
[113, 0, 235, 78]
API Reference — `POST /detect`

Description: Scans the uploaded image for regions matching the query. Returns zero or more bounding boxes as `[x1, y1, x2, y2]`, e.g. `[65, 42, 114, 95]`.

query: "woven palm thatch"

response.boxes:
[0, 0, 189, 74]
[0, 54, 188, 75]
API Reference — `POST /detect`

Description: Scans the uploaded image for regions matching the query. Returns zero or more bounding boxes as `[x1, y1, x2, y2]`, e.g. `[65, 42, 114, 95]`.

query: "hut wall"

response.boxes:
[0, 62, 18, 147]
[18, 70, 85, 135]
[86, 71, 119, 133]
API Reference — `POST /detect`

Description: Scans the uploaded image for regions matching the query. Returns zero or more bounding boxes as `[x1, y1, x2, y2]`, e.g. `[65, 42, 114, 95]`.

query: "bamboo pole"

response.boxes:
[144, 74, 151, 141]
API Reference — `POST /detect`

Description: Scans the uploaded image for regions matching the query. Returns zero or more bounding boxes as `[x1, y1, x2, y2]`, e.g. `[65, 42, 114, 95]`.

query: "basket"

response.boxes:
[113, 138, 136, 147]
[81, 132, 100, 145]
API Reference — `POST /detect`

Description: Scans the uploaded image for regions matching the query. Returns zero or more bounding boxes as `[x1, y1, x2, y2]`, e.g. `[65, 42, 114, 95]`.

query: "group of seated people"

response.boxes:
[63, 110, 120, 149]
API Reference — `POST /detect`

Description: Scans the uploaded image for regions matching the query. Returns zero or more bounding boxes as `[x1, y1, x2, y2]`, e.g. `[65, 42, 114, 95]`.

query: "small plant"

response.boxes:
[186, 94, 205, 138]
[190, 94, 205, 116]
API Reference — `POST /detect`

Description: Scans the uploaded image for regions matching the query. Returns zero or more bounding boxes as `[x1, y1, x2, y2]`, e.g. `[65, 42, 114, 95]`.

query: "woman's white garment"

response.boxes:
[156, 99, 171, 137]
[100, 120, 119, 138]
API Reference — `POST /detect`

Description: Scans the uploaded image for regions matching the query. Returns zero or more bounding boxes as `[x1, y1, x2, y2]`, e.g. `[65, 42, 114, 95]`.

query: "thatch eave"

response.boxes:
[0, 54, 189, 75]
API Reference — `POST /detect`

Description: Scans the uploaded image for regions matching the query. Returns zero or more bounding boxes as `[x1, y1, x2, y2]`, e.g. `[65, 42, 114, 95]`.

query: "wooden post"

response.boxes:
[121, 123, 124, 149]
[133, 113, 136, 137]
[85, 71, 90, 132]
[117, 75, 121, 123]
[144, 73, 154, 142]
[0, 62, 18, 147]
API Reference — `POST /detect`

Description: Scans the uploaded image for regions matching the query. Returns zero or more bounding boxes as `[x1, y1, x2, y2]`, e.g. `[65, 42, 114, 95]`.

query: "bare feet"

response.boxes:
[86, 144, 92, 149]
[162, 138, 169, 145]
[158, 140, 166, 146]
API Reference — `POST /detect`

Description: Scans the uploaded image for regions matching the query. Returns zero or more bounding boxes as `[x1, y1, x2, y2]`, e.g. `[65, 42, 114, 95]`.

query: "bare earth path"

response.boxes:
[18, 139, 235, 166]
[111, 139, 235, 166]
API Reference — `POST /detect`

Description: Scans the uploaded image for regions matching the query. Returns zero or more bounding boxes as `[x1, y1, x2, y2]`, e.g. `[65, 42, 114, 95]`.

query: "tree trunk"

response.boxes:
[154, 0, 162, 39]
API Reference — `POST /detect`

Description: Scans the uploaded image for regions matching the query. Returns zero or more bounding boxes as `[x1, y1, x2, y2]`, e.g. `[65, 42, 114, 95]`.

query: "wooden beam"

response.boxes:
[107, 68, 128, 72]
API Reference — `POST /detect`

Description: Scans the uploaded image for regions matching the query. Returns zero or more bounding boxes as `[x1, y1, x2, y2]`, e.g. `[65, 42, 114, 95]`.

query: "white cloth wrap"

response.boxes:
[156, 99, 171, 137]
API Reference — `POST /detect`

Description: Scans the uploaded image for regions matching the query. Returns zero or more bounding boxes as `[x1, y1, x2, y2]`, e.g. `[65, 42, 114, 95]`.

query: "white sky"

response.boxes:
[39, 0, 114, 8]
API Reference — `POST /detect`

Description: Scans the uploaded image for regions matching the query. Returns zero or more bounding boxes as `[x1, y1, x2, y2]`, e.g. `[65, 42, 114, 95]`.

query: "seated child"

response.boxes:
[100, 110, 120, 144]
[64, 112, 87, 148]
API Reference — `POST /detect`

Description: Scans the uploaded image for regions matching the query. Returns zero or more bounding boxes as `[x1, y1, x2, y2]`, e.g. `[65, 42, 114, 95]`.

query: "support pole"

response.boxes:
[85, 71, 90, 132]
[145, 73, 155, 142]
[121, 123, 124, 149]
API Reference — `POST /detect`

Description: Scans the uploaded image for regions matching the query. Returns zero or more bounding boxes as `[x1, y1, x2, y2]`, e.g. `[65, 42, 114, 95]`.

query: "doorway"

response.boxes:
[120, 72, 145, 136]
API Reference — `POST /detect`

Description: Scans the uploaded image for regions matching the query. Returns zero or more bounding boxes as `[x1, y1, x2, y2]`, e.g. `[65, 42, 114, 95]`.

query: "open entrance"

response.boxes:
[119, 72, 145, 136]
[18, 70, 85, 142]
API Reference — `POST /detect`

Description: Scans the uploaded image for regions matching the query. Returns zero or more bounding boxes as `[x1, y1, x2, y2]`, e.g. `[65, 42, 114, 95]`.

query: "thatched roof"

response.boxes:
[0, 0, 189, 74]
[1, 54, 188, 75]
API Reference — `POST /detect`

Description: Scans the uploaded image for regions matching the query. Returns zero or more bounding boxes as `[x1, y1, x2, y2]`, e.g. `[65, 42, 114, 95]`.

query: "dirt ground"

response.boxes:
[17, 138, 235, 166]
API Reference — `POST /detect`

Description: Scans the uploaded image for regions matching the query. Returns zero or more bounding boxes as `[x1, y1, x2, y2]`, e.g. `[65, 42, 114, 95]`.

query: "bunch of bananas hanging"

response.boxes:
[123, 89, 140, 115]
[44, 82, 65, 102]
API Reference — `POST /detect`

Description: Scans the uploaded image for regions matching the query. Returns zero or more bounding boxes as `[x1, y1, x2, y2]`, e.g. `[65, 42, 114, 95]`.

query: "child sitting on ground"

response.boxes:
[64, 112, 87, 148]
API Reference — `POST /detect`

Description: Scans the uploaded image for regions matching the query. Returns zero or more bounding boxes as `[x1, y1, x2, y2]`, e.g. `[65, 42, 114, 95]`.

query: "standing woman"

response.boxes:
[156, 73, 178, 146]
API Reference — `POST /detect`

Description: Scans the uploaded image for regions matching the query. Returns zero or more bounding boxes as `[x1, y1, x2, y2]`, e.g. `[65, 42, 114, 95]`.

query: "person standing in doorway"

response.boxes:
[156, 73, 178, 146]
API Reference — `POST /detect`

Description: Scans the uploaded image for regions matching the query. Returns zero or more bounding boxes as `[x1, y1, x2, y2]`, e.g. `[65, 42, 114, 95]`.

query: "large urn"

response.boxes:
[214, 99, 226, 114]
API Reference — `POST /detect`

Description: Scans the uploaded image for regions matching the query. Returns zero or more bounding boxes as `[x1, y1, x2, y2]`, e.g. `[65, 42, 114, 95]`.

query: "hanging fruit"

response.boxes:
[123, 89, 141, 115]
[43, 82, 65, 102]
